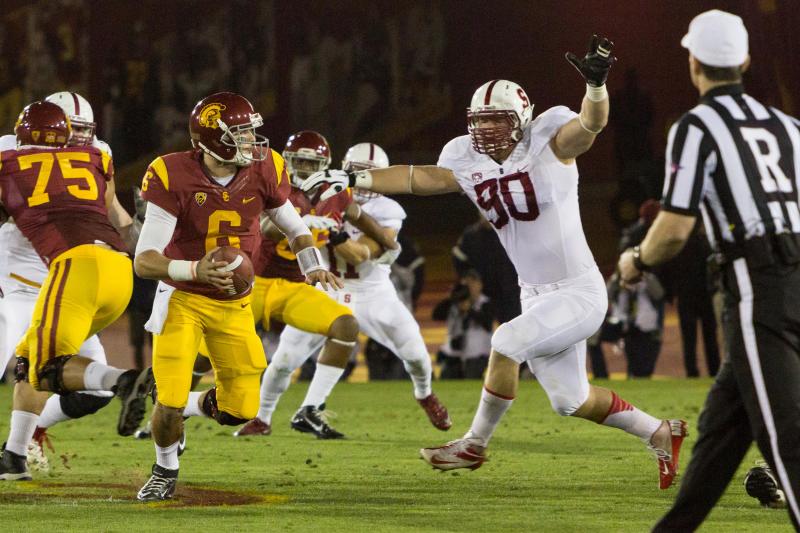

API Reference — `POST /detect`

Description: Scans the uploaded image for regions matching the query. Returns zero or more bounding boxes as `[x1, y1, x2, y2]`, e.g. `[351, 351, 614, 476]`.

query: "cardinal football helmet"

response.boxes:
[14, 101, 71, 148]
[467, 79, 533, 155]
[45, 92, 95, 146]
[283, 130, 332, 187]
[189, 92, 268, 167]
[342, 142, 390, 203]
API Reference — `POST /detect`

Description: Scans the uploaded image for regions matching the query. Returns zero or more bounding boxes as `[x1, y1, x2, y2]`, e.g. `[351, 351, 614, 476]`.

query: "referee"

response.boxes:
[618, 10, 800, 531]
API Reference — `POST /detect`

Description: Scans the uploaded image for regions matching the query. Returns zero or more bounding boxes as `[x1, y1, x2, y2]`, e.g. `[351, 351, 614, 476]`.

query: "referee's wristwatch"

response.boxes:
[631, 245, 651, 272]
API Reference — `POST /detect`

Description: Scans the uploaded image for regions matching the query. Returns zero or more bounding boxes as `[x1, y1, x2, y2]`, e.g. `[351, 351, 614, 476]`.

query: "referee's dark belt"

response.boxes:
[709, 232, 800, 271]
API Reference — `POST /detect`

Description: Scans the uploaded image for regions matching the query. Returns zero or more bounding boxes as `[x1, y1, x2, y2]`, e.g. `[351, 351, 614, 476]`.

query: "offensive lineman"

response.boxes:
[303, 36, 687, 489]
[133, 93, 341, 500]
[0, 101, 153, 480]
[236, 142, 450, 437]
[0, 92, 137, 475]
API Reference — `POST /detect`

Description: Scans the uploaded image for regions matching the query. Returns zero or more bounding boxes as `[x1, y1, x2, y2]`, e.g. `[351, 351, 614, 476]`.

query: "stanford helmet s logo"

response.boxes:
[198, 103, 226, 129]
[194, 192, 207, 206]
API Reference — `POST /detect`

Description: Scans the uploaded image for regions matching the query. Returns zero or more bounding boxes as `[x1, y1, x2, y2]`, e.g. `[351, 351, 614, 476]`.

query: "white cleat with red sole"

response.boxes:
[420, 437, 487, 471]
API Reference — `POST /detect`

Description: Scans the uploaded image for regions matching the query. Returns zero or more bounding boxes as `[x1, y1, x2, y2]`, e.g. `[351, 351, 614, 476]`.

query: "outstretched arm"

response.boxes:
[300, 165, 460, 202]
[551, 35, 616, 161]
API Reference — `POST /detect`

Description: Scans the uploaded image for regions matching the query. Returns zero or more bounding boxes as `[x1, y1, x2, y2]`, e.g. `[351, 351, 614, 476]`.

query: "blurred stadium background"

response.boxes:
[1, 0, 799, 379]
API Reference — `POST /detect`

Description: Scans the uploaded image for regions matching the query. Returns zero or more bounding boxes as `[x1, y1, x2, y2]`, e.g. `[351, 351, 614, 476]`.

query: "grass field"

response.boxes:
[0, 378, 791, 532]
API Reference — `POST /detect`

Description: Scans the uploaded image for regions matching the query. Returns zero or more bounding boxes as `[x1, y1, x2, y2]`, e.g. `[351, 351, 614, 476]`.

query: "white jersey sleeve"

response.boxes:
[93, 137, 112, 157]
[0, 135, 16, 151]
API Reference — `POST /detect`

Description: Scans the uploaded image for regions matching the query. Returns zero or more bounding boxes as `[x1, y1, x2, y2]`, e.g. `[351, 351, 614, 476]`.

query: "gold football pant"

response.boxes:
[153, 290, 265, 419]
[16, 245, 133, 389]
[251, 276, 352, 334]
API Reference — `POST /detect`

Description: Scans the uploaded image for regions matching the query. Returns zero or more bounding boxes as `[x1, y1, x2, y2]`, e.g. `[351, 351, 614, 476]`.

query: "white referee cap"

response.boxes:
[681, 9, 749, 67]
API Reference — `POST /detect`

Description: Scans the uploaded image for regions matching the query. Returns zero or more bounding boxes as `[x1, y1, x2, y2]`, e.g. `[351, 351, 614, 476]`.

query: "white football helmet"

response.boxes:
[342, 142, 390, 203]
[45, 91, 96, 146]
[467, 80, 533, 155]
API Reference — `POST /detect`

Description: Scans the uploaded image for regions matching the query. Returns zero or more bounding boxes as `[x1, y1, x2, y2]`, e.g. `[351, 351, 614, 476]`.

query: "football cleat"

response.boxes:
[26, 427, 52, 473]
[115, 367, 155, 437]
[0, 443, 32, 481]
[134, 421, 152, 440]
[745, 462, 786, 509]
[137, 463, 178, 502]
[177, 431, 187, 457]
[648, 419, 688, 490]
[291, 406, 344, 439]
[417, 393, 452, 431]
[233, 418, 272, 437]
[420, 437, 487, 471]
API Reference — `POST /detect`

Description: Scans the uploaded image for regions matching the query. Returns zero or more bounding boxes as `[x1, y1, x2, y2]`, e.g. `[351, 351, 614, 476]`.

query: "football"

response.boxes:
[213, 246, 255, 297]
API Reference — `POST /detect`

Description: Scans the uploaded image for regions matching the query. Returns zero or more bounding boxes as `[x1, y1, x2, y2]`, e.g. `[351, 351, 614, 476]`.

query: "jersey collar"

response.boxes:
[700, 83, 744, 104]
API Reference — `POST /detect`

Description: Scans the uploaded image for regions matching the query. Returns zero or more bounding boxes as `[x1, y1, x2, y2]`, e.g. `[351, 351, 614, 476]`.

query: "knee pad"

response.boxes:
[215, 411, 249, 426]
[37, 355, 75, 394]
[491, 321, 535, 361]
[60, 392, 113, 419]
[549, 395, 583, 417]
[14, 357, 29, 383]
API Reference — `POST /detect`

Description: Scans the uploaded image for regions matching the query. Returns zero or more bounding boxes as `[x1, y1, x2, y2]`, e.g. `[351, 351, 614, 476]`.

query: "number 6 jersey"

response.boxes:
[140, 148, 290, 299]
[437, 106, 596, 285]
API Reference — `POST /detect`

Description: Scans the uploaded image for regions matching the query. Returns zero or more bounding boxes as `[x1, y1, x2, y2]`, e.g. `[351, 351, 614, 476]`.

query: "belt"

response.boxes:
[709, 232, 800, 271]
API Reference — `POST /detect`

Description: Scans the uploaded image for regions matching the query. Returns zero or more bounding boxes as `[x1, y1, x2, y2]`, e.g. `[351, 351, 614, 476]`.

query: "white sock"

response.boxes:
[301, 363, 344, 407]
[464, 387, 514, 446]
[7, 411, 39, 456]
[601, 392, 663, 441]
[37, 395, 71, 428]
[258, 363, 292, 424]
[402, 358, 432, 400]
[182, 391, 207, 418]
[155, 441, 180, 470]
[83, 362, 125, 391]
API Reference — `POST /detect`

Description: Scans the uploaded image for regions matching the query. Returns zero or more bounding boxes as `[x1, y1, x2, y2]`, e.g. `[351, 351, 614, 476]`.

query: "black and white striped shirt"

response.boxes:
[661, 84, 800, 252]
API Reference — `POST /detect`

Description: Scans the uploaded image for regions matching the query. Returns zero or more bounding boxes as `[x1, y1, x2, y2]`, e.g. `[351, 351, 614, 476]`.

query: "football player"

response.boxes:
[0, 101, 153, 480]
[0, 91, 136, 473]
[237, 142, 450, 438]
[133, 95, 341, 501]
[229, 131, 399, 439]
[303, 36, 687, 489]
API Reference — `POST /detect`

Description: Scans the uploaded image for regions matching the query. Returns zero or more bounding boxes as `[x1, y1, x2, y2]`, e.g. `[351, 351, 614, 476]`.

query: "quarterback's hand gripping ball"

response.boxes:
[301, 169, 354, 202]
[565, 34, 617, 87]
[302, 214, 339, 230]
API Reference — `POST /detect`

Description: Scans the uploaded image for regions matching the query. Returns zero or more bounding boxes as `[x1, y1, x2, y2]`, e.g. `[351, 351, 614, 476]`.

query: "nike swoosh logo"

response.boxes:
[243, 196, 256, 204]
[158, 289, 167, 293]
[241, 302, 250, 308]
[661, 461, 671, 476]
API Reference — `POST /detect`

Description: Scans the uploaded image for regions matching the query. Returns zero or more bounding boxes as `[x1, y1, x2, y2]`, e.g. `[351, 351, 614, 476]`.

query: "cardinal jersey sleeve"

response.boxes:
[140, 156, 180, 216]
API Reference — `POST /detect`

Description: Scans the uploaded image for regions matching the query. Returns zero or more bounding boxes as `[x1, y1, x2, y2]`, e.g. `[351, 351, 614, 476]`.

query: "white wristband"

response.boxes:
[353, 170, 373, 189]
[585, 83, 608, 102]
[297, 246, 325, 276]
[168, 259, 197, 281]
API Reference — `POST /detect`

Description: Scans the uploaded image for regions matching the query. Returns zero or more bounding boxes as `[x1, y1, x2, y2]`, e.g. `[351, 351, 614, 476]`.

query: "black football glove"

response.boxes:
[328, 230, 351, 246]
[565, 35, 616, 87]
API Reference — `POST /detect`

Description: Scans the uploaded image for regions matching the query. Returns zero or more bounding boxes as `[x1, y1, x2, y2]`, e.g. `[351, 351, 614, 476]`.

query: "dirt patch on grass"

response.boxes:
[0, 481, 279, 507]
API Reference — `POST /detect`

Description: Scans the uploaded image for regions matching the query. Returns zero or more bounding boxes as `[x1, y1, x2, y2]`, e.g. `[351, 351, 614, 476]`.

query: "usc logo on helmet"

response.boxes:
[198, 103, 227, 129]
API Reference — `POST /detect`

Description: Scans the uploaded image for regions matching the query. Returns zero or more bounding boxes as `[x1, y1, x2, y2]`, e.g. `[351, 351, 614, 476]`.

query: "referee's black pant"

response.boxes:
[654, 259, 800, 531]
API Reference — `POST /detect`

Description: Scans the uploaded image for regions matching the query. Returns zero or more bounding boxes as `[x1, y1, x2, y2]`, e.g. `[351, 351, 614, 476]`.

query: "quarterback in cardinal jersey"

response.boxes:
[133, 93, 339, 501]
[303, 35, 687, 490]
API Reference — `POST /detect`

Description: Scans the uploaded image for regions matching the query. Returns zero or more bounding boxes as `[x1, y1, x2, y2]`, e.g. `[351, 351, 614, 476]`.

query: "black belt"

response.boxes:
[708, 232, 800, 271]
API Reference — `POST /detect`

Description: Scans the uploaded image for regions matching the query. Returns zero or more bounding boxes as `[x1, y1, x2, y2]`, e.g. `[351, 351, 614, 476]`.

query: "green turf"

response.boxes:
[0, 378, 791, 532]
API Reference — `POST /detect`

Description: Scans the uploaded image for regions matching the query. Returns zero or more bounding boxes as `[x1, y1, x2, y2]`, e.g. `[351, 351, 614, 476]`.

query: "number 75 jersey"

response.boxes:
[437, 106, 596, 285]
[0, 145, 125, 264]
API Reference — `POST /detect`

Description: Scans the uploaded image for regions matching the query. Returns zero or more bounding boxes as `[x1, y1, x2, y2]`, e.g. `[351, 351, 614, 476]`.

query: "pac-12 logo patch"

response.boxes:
[194, 192, 207, 206]
[471, 172, 483, 182]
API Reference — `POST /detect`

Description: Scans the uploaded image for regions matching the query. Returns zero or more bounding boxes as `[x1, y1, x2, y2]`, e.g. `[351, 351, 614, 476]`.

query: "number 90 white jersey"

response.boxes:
[437, 106, 596, 285]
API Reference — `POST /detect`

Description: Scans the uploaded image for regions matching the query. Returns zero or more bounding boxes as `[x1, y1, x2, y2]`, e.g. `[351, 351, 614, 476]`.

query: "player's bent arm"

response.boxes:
[550, 94, 609, 161]
[638, 211, 697, 265]
[133, 203, 232, 290]
[344, 203, 398, 250]
[264, 200, 311, 245]
[339, 228, 399, 266]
